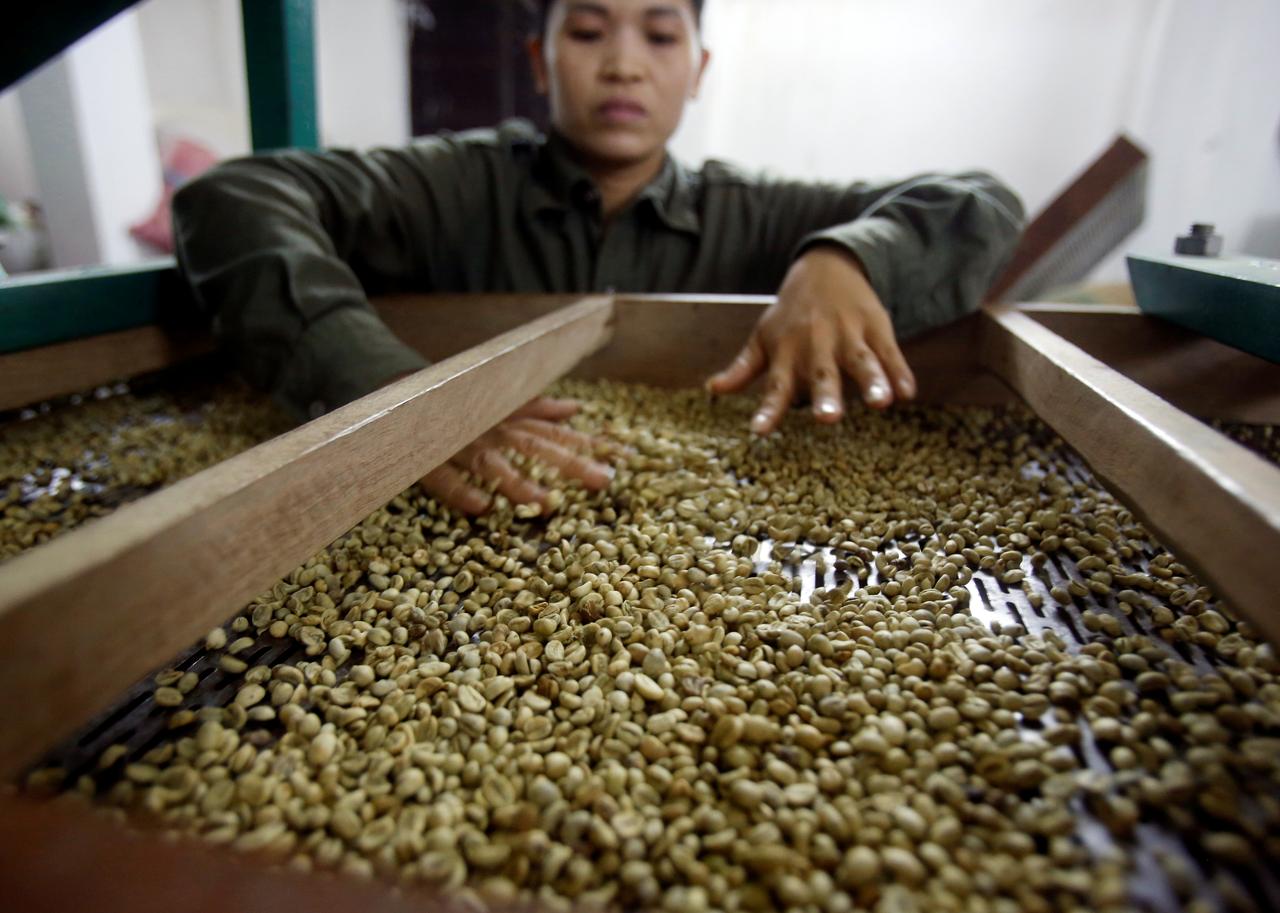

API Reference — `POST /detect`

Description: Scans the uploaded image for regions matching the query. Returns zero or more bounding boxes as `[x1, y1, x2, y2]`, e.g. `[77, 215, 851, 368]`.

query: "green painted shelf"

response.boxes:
[1128, 254, 1280, 365]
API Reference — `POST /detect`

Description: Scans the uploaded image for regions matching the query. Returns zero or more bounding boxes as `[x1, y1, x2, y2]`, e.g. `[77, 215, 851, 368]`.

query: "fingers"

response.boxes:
[509, 400, 626, 457]
[807, 344, 844, 424]
[421, 462, 492, 515]
[462, 446, 549, 508]
[500, 427, 615, 490]
[425, 430, 609, 516]
[709, 325, 906, 433]
[506, 417, 601, 456]
[751, 351, 797, 436]
[423, 396, 621, 515]
[838, 338, 894, 410]
[513, 396, 580, 422]
[866, 316, 917, 402]
[509, 416, 625, 463]
[706, 334, 766, 395]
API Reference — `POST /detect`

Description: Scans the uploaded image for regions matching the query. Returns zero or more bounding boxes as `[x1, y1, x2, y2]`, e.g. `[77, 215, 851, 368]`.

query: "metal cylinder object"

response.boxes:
[1175, 223, 1223, 256]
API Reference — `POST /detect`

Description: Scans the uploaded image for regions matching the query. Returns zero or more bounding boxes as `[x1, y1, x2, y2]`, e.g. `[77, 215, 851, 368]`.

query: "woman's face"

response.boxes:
[528, 0, 710, 168]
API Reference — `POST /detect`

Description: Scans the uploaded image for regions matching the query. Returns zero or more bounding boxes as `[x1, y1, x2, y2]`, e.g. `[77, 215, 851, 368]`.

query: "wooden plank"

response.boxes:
[380, 293, 777, 389]
[583, 295, 782, 387]
[1019, 303, 1280, 424]
[588, 297, 1012, 405]
[989, 135, 1147, 302]
[1, 291, 1011, 413]
[980, 305, 1280, 646]
[34, 294, 1257, 431]
[377, 293, 585, 358]
[0, 296, 614, 779]
[0, 290, 983, 412]
[0, 795, 477, 913]
[380, 293, 1017, 405]
[0, 324, 214, 412]
[0, 293, 574, 413]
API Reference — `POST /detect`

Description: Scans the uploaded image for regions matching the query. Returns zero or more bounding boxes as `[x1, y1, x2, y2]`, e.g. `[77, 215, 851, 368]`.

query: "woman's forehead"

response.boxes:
[555, 0, 697, 23]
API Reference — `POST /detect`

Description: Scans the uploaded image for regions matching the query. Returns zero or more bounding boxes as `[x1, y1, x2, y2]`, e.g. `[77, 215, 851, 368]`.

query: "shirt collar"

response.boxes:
[526, 129, 700, 235]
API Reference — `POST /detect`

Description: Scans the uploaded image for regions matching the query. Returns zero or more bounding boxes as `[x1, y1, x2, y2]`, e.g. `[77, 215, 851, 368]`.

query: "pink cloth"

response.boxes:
[131, 137, 220, 253]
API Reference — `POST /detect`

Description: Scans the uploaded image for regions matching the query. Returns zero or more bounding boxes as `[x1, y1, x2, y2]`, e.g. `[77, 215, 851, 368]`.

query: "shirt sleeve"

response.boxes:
[171, 138, 491, 422]
[747, 171, 1026, 339]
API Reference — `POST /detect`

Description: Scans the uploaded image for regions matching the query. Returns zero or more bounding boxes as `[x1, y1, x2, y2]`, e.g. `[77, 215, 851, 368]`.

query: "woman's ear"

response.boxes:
[526, 35, 550, 96]
[690, 47, 711, 100]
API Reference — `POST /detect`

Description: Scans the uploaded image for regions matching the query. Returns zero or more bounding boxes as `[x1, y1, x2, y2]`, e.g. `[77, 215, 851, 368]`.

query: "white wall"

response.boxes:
[0, 93, 38, 202]
[670, 0, 1280, 281]
[673, 0, 1155, 207]
[315, 0, 411, 149]
[2, 0, 1275, 274]
[0, 0, 411, 270]
[134, 0, 251, 157]
[130, 0, 411, 154]
[1095, 0, 1280, 276]
[17, 11, 162, 267]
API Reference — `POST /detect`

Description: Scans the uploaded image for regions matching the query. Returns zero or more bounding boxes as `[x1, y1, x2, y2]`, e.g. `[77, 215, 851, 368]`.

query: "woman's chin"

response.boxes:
[576, 131, 667, 168]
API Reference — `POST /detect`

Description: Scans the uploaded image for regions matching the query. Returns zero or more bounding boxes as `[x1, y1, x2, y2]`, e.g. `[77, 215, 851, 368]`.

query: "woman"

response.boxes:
[173, 0, 1023, 514]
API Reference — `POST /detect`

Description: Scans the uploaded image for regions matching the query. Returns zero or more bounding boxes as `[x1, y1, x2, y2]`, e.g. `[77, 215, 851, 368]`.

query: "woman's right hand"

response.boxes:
[420, 397, 615, 515]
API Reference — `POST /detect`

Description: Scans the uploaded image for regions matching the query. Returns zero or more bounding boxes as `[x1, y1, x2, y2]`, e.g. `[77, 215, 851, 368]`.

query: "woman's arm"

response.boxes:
[172, 138, 490, 421]
[709, 171, 1025, 432]
[172, 133, 614, 513]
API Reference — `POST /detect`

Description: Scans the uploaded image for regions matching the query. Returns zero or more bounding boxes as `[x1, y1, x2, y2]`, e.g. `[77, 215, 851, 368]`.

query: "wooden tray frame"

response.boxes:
[2, 294, 1279, 907]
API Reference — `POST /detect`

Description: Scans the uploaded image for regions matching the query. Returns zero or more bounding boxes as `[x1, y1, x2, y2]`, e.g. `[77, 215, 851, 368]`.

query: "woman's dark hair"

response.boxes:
[533, 0, 705, 34]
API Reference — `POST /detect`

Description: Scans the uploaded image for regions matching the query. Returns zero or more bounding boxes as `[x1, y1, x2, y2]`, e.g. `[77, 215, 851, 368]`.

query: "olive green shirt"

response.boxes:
[172, 119, 1024, 421]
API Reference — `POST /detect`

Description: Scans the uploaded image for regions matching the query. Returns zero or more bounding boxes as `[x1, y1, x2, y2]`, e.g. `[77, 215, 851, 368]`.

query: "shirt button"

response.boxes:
[573, 183, 601, 209]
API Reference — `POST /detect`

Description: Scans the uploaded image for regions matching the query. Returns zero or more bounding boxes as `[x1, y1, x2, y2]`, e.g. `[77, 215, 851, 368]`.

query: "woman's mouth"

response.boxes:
[597, 98, 648, 124]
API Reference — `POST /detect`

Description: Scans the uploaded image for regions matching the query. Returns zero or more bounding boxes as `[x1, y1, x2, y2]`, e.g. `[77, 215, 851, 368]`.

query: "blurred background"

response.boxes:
[1, 0, 1277, 284]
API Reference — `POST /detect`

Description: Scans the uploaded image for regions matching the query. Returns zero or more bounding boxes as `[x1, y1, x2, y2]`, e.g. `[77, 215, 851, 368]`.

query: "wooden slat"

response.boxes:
[980, 305, 1280, 645]
[377, 293, 586, 359]
[10, 295, 1272, 422]
[1, 291, 1009, 413]
[379, 293, 776, 389]
[988, 135, 1147, 302]
[0, 324, 214, 412]
[0, 296, 614, 779]
[380, 293, 1016, 405]
[590, 297, 1013, 404]
[0, 795, 477, 913]
[1018, 303, 1280, 425]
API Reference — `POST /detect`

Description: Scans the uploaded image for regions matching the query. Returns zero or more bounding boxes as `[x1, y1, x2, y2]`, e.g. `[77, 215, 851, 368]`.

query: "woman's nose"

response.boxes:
[601, 31, 646, 82]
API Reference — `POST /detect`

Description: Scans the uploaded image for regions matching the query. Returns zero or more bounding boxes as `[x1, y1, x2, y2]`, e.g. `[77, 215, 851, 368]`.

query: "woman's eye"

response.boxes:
[568, 29, 604, 42]
[648, 32, 679, 46]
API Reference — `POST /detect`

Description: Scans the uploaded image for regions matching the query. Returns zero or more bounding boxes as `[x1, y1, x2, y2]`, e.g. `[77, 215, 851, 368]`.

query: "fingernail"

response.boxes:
[751, 412, 770, 434]
[900, 376, 917, 398]
[816, 399, 840, 418]
[866, 382, 890, 404]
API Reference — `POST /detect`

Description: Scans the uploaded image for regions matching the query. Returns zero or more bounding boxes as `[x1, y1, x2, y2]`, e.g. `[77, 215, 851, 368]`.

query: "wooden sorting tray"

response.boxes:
[2, 294, 1279, 912]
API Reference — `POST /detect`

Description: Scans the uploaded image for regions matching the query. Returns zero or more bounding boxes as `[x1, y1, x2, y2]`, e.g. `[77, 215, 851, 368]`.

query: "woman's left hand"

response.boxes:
[706, 245, 917, 435]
